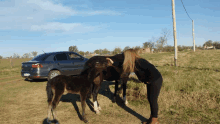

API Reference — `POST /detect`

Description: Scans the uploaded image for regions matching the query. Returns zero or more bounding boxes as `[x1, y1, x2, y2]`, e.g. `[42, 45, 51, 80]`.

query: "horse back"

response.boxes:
[47, 75, 67, 90]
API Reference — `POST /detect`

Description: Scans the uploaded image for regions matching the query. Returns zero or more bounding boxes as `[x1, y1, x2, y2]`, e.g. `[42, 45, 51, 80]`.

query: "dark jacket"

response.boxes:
[134, 58, 162, 83]
[112, 58, 162, 83]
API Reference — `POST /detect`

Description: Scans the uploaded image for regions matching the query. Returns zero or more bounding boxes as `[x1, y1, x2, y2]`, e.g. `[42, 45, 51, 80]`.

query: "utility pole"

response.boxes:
[192, 20, 195, 52]
[172, 0, 178, 66]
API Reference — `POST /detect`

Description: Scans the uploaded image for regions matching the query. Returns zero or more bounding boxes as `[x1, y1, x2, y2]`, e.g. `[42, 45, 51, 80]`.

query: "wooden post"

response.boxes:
[172, 0, 178, 66]
[192, 20, 195, 52]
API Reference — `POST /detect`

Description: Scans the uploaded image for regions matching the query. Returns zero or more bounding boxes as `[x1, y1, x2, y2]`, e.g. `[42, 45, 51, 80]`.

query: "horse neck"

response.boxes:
[79, 71, 89, 78]
[91, 68, 104, 81]
[110, 54, 124, 63]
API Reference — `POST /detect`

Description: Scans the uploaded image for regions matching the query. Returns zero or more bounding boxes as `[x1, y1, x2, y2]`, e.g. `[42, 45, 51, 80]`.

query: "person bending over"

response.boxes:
[107, 57, 162, 124]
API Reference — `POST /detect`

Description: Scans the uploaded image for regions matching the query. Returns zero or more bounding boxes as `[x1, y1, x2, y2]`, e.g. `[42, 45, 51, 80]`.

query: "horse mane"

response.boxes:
[123, 48, 140, 73]
[80, 66, 91, 76]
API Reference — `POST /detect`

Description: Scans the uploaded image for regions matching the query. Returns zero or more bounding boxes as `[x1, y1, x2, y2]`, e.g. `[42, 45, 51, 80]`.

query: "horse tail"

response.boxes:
[46, 81, 54, 104]
[123, 48, 140, 73]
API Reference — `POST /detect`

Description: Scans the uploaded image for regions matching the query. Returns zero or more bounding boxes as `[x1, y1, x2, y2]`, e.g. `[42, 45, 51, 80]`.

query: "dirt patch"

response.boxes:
[0, 78, 23, 86]
[0, 68, 19, 72]
[0, 75, 21, 80]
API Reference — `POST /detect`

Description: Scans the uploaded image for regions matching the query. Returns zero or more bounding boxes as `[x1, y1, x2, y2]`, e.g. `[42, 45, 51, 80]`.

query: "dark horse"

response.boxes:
[46, 62, 108, 123]
[83, 49, 140, 110]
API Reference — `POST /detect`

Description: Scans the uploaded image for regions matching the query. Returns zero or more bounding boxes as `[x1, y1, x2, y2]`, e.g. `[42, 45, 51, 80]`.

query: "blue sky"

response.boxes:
[0, 0, 219, 58]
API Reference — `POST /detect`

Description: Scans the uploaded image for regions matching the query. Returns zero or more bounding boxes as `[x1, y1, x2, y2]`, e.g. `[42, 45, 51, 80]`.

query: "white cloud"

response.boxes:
[30, 22, 96, 34]
[0, 0, 74, 19]
[26, 0, 74, 14]
[0, 0, 120, 32]
[80, 10, 121, 16]
[0, 0, 75, 30]
[31, 22, 81, 31]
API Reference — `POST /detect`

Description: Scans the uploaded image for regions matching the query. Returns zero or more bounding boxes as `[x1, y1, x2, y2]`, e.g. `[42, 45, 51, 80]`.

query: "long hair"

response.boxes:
[123, 48, 140, 73]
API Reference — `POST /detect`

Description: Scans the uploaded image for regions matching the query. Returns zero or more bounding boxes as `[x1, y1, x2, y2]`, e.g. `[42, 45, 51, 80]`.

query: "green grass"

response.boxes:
[121, 49, 220, 123]
[0, 50, 220, 124]
[0, 58, 31, 69]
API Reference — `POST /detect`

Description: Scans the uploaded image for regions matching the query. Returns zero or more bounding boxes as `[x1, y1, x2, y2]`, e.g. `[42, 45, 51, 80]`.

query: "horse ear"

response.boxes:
[106, 58, 114, 64]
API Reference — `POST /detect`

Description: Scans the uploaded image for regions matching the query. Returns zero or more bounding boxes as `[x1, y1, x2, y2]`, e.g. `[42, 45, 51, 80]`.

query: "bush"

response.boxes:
[213, 41, 220, 49]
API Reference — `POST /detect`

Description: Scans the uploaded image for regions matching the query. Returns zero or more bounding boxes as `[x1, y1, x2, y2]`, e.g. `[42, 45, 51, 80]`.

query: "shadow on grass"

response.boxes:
[98, 81, 148, 123]
[42, 118, 60, 124]
[42, 94, 95, 123]
[24, 78, 47, 82]
[59, 93, 95, 121]
[42, 80, 148, 123]
[42, 118, 48, 124]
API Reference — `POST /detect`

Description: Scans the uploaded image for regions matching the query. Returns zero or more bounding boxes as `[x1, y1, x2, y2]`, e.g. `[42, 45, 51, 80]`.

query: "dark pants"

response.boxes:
[147, 76, 163, 118]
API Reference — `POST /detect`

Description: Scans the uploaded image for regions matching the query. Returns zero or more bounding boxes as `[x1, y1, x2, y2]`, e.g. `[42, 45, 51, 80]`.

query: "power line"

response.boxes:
[180, 0, 192, 21]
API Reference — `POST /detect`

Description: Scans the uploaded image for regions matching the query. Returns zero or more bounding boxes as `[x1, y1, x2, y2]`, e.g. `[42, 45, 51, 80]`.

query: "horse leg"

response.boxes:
[122, 75, 129, 105]
[118, 79, 123, 93]
[51, 89, 63, 123]
[87, 83, 93, 99]
[80, 91, 89, 123]
[47, 86, 55, 123]
[92, 84, 101, 114]
[112, 80, 119, 103]
[122, 81, 128, 105]
[97, 101, 101, 110]
[47, 104, 52, 123]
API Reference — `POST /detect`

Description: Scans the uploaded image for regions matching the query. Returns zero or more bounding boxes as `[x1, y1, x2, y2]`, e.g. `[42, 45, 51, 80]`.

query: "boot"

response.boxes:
[150, 117, 159, 124]
[142, 115, 159, 124]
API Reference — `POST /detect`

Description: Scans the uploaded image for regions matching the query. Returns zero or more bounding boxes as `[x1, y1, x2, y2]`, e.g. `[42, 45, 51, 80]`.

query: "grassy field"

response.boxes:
[0, 50, 219, 124]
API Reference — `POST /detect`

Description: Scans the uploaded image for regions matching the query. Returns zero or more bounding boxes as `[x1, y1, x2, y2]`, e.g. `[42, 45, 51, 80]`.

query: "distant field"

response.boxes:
[0, 58, 31, 68]
[0, 50, 219, 124]
[0, 58, 31, 79]
[129, 49, 220, 123]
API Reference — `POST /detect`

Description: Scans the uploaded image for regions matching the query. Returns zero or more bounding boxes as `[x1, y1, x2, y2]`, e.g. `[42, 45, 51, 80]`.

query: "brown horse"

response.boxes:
[46, 62, 108, 123]
[83, 49, 140, 107]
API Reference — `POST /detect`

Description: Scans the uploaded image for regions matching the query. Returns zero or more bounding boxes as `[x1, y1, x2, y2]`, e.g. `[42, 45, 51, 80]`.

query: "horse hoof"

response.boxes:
[50, 119, 59, 124]
[95, 110, 101, 115]
[124, 100, 128, 105]
[46, 118, 51, 123]
[98, 106, 102, 110]
[83, 119, 88, 123]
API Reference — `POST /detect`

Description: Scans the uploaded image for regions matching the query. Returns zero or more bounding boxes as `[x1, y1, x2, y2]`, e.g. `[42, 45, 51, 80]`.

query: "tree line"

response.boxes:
[203, 40, 220, 49]
[68, 28, 171, 56]
[0, 51, 38, 59]
[0, 39, 219, 59]
[1, 29, 219, 59]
